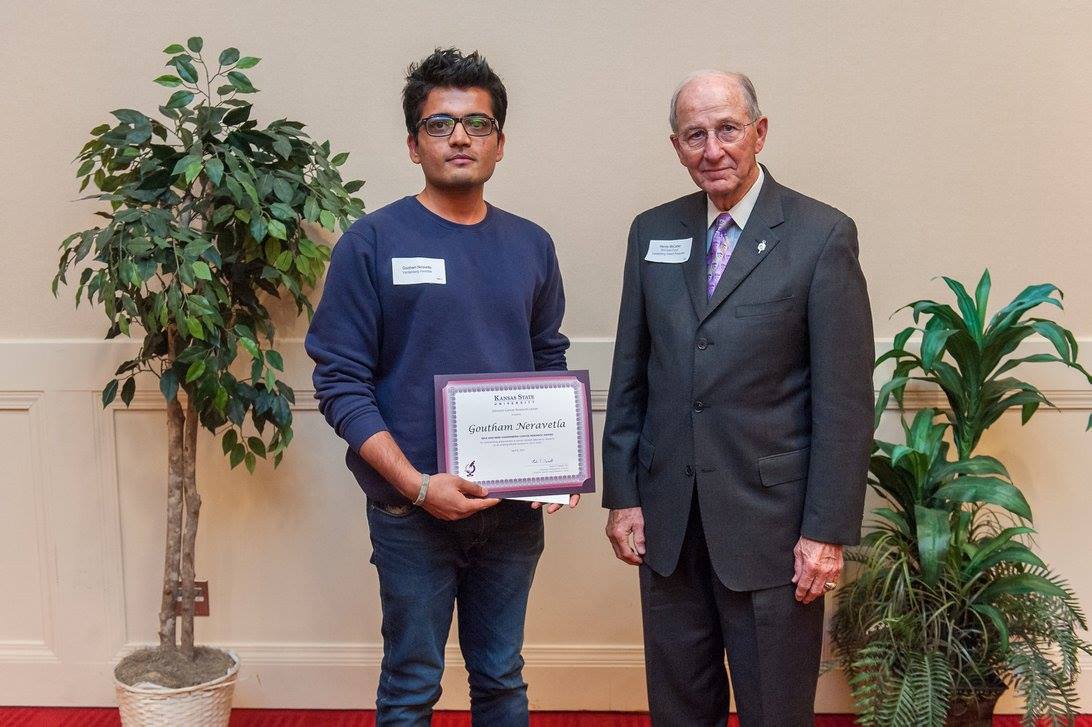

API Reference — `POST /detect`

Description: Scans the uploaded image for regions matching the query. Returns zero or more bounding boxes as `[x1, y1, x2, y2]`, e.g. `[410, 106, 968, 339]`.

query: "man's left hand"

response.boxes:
[530, 494, 580, 514]
[792, 536, 843, 604]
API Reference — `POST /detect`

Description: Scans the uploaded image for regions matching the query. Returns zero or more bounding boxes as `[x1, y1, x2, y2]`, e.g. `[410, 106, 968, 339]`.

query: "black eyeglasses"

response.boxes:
[416, 114, 499, 138]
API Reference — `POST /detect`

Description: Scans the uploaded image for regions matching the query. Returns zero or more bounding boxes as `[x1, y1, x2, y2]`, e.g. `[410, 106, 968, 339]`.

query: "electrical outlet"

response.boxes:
[174, 580, 209, 617]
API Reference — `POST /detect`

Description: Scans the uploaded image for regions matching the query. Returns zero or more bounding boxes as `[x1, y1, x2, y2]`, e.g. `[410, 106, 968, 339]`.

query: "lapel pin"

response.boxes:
[757, 240, 767, 253]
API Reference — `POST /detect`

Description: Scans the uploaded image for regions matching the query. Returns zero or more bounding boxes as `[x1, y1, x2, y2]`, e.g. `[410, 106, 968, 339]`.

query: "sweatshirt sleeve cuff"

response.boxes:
[340, 411, 389, 455]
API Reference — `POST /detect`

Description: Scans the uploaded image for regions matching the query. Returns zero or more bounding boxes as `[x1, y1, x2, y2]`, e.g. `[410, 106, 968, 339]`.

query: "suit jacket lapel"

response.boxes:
[678, 191, 711, 321]
[703, 171, 785, 322]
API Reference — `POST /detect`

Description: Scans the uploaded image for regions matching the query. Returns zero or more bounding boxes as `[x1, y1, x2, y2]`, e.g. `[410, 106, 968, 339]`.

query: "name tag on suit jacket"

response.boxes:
[645, 238, 692, 263]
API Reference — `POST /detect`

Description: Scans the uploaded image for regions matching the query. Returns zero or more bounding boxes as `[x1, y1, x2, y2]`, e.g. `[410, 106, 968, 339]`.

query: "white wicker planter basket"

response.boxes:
[115, 650, 239, 726]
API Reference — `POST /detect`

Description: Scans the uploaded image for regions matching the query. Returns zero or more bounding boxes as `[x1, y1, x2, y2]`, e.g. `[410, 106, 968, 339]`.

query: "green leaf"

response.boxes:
[344, 179, 365, 194]
[978, 573, 1068, 603]
[941, 276, 983, 345]
[264, 236, 282, 261]
[933, 454, 1010, 481]
[974, 269, 991, 329]
[175, 60, 198, 84]
[987, 283, 1063, 332]
[273, 178, 294, 203]
[933, 476, 1032, 520]
[244, 451, 257, 473]
[223, 104, 252, 126]
[218, 47, 240, 65]
[230, 443, 245, 469]
[920, 316, 957, 370]
[166, 90, 194, 109]
[250, 215, 268, 243]
[193, 261, 212, 280]
[163, 43, 186, 54]
[269, 202, 295, 221]
[240, 337, 261, 359]
[236, 56, 261, 69]
[171, 154, 200, 176]
[185, 317, 205, 341]
[274, 250, 293, 271]
[212, 204, 235, 225]
[247, 436, 267, 457]
[267, 219, 288, 240]
[120, 377, 136, 406]
[227, 70, 257, 93]
[975, 544, 1045, 572]
[160, 369, 179, 401]
[1030, 320, 1071, 361]
[874, 376, 911, 428]
[266, 350, 284, 371]
[205, 158, 224, 186]
[111, 108, 149, 125]
[303, 196, 319, 222]
[154, 74, 183, 87]
[101, 379, 119, 407]
[184, 159, 204, 184]
[970, 604, 1009, 652]
[319, 209, 336, 231]
[273, 137, 292, 159]
[222, 429, 238, 455]
[915, 505, 950, 586]
[331, 151, 349, 166]
[187, 36, 203, 53]
[185, 359, 206, 383]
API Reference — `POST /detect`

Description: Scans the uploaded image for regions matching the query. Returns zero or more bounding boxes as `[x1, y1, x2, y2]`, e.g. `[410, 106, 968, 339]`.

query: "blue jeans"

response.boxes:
[366, 498, 545, 727]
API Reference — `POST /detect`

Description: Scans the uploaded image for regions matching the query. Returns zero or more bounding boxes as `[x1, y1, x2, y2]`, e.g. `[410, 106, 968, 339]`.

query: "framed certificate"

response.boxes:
[434, 371, 596, 499]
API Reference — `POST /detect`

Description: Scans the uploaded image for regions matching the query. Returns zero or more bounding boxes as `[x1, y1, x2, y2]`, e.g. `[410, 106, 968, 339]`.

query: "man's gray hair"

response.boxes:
[668, 70, 762, 133]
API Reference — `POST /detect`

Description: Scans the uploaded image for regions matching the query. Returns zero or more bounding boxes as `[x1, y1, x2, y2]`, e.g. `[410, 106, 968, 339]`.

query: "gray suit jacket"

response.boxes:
[602, 168, 874, 591]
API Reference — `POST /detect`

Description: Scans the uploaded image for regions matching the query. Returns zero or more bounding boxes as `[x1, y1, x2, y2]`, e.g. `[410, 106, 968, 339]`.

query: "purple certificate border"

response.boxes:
[434, 370, 596, 498]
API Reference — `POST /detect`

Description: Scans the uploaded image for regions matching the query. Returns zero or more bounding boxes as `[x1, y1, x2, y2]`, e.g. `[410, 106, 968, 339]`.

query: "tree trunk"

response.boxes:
[179, 394, 201, 658]
[158, 328, 185, 650]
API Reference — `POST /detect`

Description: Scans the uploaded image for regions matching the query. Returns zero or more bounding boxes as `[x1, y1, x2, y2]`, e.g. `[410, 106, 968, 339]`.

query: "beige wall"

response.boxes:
[1, 0, 1090, 712]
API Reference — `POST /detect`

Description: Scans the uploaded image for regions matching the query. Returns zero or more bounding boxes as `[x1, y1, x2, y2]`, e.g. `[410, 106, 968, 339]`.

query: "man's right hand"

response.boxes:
[420, 473, 499, 521]
[606, 507, 646, 565]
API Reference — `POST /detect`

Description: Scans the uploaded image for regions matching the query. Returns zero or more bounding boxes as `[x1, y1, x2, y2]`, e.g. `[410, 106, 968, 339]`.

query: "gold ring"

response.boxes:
[823, 581, 837, 591]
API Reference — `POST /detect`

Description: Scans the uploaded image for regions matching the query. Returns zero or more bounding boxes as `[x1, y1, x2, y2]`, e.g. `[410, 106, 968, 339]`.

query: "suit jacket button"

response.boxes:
[685, 465, 694, 477]
[693, 400, 705, 412]
[696, 338, 708, 350]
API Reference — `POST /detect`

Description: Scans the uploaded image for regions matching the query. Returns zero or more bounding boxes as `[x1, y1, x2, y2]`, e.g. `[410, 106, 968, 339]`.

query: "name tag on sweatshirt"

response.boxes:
[645, 238, 692, 263]
[392, 257, 447, 285]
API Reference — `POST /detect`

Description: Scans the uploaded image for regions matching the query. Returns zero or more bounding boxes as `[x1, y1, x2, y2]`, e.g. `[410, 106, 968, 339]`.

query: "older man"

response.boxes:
[602, 71, 874, 726]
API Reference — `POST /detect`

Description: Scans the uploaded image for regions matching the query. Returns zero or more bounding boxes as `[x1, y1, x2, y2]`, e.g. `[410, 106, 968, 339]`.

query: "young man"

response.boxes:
[305, 49, 573, 726]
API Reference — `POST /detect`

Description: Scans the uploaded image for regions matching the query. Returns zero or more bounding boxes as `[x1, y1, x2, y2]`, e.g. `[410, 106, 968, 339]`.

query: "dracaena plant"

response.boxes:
[875, 270, 1091, 459]
[830, 272, 1091, 726]
[52, 37, 364, 663]
[831, 408, 1088, 725]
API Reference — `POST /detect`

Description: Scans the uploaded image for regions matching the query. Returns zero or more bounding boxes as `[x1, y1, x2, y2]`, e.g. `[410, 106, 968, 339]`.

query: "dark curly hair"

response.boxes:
[402, 48, 508, 135]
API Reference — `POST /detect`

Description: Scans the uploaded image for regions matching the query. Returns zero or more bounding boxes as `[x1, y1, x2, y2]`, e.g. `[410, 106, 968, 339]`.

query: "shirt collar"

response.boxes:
[707, 165, 765, 230]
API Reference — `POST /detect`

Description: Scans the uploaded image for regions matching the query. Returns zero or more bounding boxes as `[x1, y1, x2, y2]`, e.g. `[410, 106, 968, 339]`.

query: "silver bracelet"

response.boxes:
[413, 472, 431, 506]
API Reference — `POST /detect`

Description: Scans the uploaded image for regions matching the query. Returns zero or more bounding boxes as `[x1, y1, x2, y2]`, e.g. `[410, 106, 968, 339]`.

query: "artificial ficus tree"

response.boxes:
[53, 37, 364, 661]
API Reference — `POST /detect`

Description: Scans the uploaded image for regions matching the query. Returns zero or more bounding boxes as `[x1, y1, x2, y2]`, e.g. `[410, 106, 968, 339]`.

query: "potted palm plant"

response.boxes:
[52, 37, 363, 725]
[830, 271, 1092, 726]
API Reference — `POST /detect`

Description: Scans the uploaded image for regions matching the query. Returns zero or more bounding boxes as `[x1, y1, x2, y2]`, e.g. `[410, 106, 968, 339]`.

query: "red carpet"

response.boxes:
[0, 710, 1089, 726]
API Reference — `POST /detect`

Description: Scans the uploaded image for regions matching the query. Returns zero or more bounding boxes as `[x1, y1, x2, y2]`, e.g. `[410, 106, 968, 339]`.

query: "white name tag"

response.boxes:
[645, 238, 692, 263]
[392, 257, 446, 285]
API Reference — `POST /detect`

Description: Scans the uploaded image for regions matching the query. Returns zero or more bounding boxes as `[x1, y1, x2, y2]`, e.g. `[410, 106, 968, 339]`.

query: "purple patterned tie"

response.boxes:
[706, 212, 734, 298]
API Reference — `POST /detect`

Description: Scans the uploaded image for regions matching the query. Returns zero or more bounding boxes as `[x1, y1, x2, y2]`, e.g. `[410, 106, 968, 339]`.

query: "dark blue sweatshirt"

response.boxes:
[305, 196, 569, 503]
